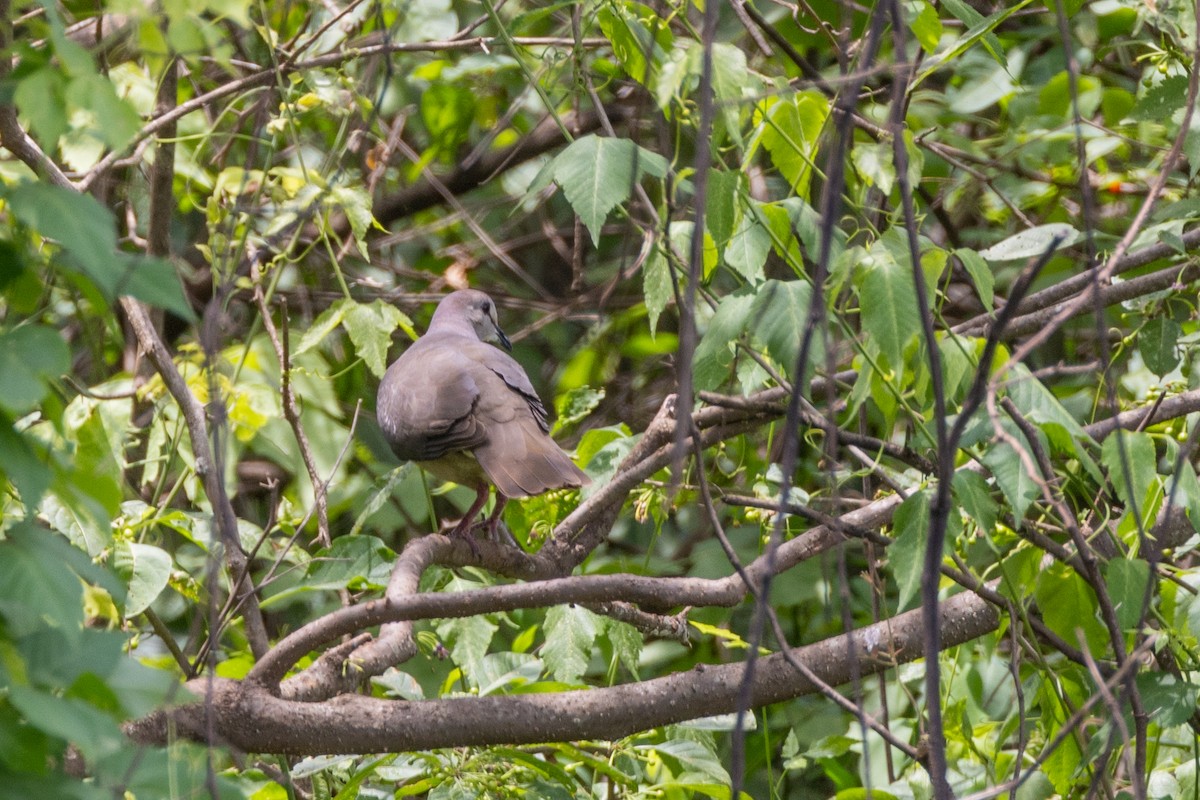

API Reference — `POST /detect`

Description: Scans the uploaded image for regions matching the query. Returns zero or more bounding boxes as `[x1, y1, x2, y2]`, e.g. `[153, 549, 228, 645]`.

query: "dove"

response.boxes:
[376, 290, 589, 542]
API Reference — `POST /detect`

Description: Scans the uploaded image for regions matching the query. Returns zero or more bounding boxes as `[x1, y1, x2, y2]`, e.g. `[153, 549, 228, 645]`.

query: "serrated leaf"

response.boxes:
[0, 325, 69, 415]
[437, 603, 498, 685]
[543, 604, 598, 685]
[553, 386, 605, 435]
[858, 234, 920, 371]
[552, 135, 668, 245]
[343, 299, 414, 378]
[602, 618, 642, 678]
[644, 241, 674, 336]
[890, 489, 932, 610]
[1102, 431, 1156, 513]
[851, 141, 896, 195]
[1105, 556, 1150, 630]
[724, 207, 771, 284]
[952, 470, 998, 534]
[112, 542, 173, 617]
[330, 185, 380, 259]
[759, 91, 829, 199]
[749, 279, 815, 378]
[908, 0, 943, 53]
[1136, 673, 1200, 727]
[1140, 318, 1181, 376]
[981, 436, 1040, 521]
[1128, 74, 1189, 122]
[978, 223, 1078, 262]
[955, 248, 994, 312]
[294, 298, 353, 357]
[693, 286, 757, 391]
[705, 169, 741, 250]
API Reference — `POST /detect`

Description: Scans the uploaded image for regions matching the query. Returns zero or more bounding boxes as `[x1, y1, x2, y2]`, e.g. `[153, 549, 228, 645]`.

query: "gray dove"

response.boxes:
[376, 290, 590, 542]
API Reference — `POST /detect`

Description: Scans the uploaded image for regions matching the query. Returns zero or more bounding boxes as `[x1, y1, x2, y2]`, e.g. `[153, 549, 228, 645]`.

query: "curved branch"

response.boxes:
[132, 587, 1000, 755]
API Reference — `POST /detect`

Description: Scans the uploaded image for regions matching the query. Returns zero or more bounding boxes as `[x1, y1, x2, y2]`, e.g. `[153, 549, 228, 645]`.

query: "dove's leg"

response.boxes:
[482, 494, 514, 545]
[448, 487, 490, 539]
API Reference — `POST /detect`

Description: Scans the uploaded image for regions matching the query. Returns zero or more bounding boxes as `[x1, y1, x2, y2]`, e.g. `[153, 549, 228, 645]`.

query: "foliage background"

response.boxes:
[2, 0, 1200, 798]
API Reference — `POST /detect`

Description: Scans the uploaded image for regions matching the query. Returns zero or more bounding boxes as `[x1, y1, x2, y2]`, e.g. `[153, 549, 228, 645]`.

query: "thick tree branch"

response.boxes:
[131, 587, 1000, 755]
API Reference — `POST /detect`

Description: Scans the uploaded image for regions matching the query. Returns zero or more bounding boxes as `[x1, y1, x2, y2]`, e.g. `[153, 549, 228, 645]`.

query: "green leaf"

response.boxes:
[601, 617, 642, 679]
[542, 604, 598, 685]
[952, 470, 998, 534]
[705, 169, 741, 251]
[294, 297, 354, 356]
[749, 279, 815, 378]
[1101, 431, 1156, 512]
[14, 67, 68, 147]
[644, 243, 674, 337]
[1140, 318, 1181, 376]
[858, 232, 920, 372]
[724, 207, 771, 284]
[329, 185, 380, 259]
[981, 437, 1040, 521]
[66, 74, 142, 151]
[977, 223, 1079, 262]
[639, 739, 730, 785]
[112, 542, 173, 617]
[7, 685, 125, 763]
[5, 184, 192, 318]
[955, 249, 994, 312]
[552, 135, 668, 245]
[114, 254, 195, 323]
[1128, 75, 1189, 122]
[0, 419, 53, 510]
[758, 91, 828, 199]
[343, 299, 414, 378]
[597, 3, 671, 86]
[907, 0, 943, 54]
[437, 599, 498, 685]
[693, 286, 757, 391]
[301, 535, 395, 593]
[1105, 556, 1150, 630]
[1136, 673, 1200, 727]
[851, 141, 896, 196]
[7, 183, 117, 275]
[0, 326, 69, 415]
[890, 488, 932, 610]
[552, 386, 605, 436]
[1035, 563, 1107, 655]
[0, 525, 101, 637]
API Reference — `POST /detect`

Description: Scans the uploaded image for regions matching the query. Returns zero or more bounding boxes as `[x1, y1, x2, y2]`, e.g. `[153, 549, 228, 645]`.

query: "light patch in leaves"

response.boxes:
[977, 223, 1078, 262]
